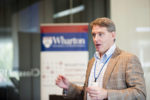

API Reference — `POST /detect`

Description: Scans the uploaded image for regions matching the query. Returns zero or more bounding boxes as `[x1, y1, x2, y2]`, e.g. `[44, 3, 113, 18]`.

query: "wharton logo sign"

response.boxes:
[43, 36, 85, 48]
[41, 33, 88, 51]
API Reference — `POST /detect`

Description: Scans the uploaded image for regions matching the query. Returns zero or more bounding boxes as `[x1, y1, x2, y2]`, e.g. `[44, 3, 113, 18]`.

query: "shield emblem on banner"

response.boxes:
[42, 37, 53, 48]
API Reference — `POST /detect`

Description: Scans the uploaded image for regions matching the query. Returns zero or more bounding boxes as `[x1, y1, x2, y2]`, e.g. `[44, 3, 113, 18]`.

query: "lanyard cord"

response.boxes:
[94, 54, 112, 82]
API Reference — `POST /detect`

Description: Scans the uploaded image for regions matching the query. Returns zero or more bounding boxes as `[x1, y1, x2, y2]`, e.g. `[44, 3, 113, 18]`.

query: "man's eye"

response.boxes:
[99, 33, 103, 36]
[92, 34, 96, 37]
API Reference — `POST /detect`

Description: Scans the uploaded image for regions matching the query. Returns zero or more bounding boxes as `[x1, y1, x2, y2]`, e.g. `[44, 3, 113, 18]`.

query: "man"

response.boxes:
[56, 17, 146, 100]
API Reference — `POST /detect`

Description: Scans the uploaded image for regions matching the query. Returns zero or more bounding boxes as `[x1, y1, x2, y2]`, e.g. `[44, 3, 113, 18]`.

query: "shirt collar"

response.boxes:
[94, 44, 116, 62]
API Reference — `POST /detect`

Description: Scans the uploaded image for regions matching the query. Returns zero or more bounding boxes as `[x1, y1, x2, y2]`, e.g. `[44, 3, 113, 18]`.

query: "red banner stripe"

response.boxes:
[41, 25, 88, 33]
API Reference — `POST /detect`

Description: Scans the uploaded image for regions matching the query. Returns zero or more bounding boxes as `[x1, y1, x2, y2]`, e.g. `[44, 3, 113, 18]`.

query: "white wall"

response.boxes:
[111, 0, 150, 99]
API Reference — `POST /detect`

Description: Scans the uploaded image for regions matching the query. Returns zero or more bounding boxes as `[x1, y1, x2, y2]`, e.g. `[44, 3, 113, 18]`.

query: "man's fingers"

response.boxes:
[89, 93, 97, 97]
[55, 79, 61, 85]
[87, 90, 97, 94]
[57, 75, 67, 82]
[90, 96, 98, 100]
[56, 75, 65, 82]
[58, 75, 63, 80]
[86, 87, 98, 93]
[55, 78, 61, 83]
[55, 75, 64, 85]
[59, 75, 65, 79]
[56, 79, 60, 83]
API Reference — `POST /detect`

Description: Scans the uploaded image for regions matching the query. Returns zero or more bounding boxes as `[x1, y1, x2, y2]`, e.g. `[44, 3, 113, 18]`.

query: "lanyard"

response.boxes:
[94, 54, 112, 82]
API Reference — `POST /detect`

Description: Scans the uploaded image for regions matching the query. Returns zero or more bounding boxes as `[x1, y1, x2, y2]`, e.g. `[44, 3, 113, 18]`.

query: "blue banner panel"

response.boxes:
[41, 32, 88, 51]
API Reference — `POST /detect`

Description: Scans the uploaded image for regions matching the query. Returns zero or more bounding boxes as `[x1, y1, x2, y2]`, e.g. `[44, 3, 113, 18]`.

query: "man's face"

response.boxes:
[91, 25, 116, 56]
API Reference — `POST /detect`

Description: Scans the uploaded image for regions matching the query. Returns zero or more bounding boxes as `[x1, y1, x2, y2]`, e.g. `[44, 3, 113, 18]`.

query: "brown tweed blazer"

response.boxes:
[67, 47, 146, 100]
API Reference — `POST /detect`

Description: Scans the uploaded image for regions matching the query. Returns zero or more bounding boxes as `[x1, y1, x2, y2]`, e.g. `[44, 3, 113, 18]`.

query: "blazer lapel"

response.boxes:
[84, 58, 95, 100]
[85, 58, 95, 85]
[103, 47, 121, 88]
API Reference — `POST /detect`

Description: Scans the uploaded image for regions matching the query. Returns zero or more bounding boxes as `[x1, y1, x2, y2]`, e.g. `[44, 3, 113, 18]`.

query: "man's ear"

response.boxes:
[112, 32, 116, 39]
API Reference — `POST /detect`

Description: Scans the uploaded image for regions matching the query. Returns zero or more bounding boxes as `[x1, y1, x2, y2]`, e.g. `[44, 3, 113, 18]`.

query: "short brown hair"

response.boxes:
[90, 17, 116, 32]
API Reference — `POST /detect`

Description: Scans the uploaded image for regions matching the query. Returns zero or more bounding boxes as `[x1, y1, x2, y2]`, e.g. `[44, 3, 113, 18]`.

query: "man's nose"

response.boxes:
[94, 34, 99, 41]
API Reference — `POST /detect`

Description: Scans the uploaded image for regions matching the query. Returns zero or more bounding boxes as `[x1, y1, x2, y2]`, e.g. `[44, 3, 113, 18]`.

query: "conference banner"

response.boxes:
[40, 24, 89, 100]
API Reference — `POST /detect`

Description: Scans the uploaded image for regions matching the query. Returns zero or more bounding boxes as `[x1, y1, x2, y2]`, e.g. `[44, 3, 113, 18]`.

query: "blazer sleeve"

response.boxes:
[65, 83, 84, 99]
[65, 58, 94, 100]
[107, 55, 146, 100]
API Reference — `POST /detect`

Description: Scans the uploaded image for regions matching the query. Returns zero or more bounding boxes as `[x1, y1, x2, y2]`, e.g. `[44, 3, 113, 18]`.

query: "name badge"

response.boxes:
[91, 82, 98, 86]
